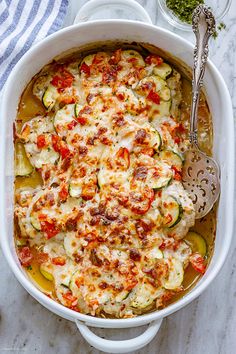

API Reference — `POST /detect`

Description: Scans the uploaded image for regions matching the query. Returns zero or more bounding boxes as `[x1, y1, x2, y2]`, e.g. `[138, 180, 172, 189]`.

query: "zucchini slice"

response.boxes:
[159, 150, 183, 170]
[64, 232, 81, 259]
[150, 100, 171, 122]
[60, 273, 72, 288]
[149, 127, 162, 151]
[147, 247, 163, 261]
[150, 175, 172, 190]
[115, 290, 131, 302]
[163, 258, 184, 290]
[74, 103, 81, 117]
[42, 85, 58, 110]
[30, 212, 41, 231]
[54, 104, 77, 136]
[184, 232, 207, 257]
[146, 165, 172, 190]
[153, 63, 172, 79]
[68, 183, 82, 198]
[40, 264, 54, 281]
[161, 195, 183, 228]
[121, 50, 145, 67]
[136, 75, 171, 102]
[15, 142, 34, 176]
[131, 283, 155, 309]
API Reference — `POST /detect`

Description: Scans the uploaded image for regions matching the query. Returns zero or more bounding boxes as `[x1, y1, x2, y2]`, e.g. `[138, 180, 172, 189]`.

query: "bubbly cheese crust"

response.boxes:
[15, 49, 195, 318]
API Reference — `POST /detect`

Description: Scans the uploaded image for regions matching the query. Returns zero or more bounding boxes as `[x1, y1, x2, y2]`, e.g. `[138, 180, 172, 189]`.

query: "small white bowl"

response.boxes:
[158, 0, 232, 31]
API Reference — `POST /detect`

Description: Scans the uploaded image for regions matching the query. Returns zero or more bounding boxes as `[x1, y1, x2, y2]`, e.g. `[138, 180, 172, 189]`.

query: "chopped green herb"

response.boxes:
[166, 0, 204, 24]
[218, 22, 226, 31]
[213, 22, 226, 40]
[27, 265, 32, 270]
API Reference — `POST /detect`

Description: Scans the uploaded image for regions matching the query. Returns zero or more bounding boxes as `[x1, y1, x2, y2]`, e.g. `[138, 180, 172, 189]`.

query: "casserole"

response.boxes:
[0, 0, 234, 352]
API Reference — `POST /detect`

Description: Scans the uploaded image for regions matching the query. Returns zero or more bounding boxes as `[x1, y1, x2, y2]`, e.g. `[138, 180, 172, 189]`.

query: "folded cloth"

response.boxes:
[0, 0, 69, 92]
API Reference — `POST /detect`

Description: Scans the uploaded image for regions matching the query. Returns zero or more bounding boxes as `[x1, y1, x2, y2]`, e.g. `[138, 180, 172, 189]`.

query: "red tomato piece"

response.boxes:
[145, 55, 163, 66]
[147, 89, 160, 104]
[190, 253, 206, 274]
[59, 183, 68, 202]
[60, 144, 71, 159]
[51, 68, 74, 89]
[37, 135, 47, 149]
[115, 147, 130, 170]
[52, 257, 66, 266]
[67, 120, 78, 130]
[51, 135, 71, 159]
[130, 186, 154, 215]
[40, 219, 59, 239]
[76, 116, 87, 125]
[140, 148, 155, 157]
[60, 96, 76, 105]
[172, 166, 182, 181]
[35, 252, 49, 264]
[51, 134, 61, 153]
[80, 62, 90, 75]
[18, 246, 33, 267]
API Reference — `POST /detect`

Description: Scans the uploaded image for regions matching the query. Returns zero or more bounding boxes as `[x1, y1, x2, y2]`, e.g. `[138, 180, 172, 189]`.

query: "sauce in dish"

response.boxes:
[14, 45, 216, 318]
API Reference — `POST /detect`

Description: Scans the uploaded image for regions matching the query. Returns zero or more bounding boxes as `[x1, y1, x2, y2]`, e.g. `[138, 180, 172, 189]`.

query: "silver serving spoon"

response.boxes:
[182, 5, 220, 219]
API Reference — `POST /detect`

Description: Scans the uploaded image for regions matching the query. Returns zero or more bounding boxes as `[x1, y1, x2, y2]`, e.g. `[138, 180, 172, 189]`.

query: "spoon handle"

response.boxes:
[190, 5, 216, 146]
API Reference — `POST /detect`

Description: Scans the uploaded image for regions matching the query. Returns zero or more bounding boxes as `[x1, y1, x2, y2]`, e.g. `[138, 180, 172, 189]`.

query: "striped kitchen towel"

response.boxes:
[0, 0, 69, 92]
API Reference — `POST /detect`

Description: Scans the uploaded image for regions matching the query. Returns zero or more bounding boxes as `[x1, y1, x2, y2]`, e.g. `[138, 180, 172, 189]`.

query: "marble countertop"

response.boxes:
[1, 1, 236, 353]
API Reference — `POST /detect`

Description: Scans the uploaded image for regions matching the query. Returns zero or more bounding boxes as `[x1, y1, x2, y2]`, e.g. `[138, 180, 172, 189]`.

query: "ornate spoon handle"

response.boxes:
[190, 5, 216, 146]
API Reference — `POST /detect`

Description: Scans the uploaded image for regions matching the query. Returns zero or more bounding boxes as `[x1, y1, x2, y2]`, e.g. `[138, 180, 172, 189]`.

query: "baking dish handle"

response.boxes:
[75, 319, 162, 353]
[73, 0, 152, 24]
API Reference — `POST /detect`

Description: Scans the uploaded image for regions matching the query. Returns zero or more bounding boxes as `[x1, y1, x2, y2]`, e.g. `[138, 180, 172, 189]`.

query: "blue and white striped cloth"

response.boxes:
[0, 0, 69, 92]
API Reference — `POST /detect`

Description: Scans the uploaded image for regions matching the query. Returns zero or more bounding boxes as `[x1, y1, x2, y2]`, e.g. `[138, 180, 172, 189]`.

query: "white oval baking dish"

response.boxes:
[0, 0, 234, 352]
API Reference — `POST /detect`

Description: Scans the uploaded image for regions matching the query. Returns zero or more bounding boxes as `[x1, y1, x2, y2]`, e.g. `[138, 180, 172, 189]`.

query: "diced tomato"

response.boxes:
[102, 65, 117, 84]
[174, 137, 181, 144]
[51, 68, 74, 89]
[175, 123, 186, 134]
[164, 214, 173, 225]
[44, 170, 51, 181]
[67, 120, 78, 130]
[116, 93, 125, 101]
[109, 49, 122, 65]
[145, 55, 163, 66]
[18, 246, 33, 267]
[190, 253, 206, 274]
[59, 183, 68, 202]
[172, 166, 182, 181]
[62, 291, 78, 304]
[81, 184, 96, 201]
[37, 135, 47, 149]
[52, 257, 66, 266]
[147, 89, 160, 104]
[60, 96, 76, 104]
[140, 148, 155, 157]
[130, 186, 154, 215]
[51, 134, 61, 153]
[126, 277, 138, 291]
[60, 144, 71, 159]
[51, 135, 71, 159]
[35, 252, 49, 264]
[115, 147, 130, 170]
[40, 219, 59, 239]
[80, 62, 90, 75]
[76, 116, 87, 125]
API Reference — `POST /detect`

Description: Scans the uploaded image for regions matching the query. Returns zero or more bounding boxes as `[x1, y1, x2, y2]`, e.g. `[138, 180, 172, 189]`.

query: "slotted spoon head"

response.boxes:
[182, 149, 220, 219]
[182, 5, 220, 219]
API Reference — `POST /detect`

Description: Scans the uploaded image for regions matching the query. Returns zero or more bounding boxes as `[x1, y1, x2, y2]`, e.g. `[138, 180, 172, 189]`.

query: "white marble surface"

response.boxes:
[1, 1, 236, 353]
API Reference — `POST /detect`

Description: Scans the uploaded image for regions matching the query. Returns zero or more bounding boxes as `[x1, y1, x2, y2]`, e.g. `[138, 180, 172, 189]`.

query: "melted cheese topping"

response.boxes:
[15, 49, 196, 318]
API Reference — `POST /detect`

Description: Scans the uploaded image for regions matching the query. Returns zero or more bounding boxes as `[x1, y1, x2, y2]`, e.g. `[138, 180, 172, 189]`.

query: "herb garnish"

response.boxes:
[166, 0, 204, 24]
